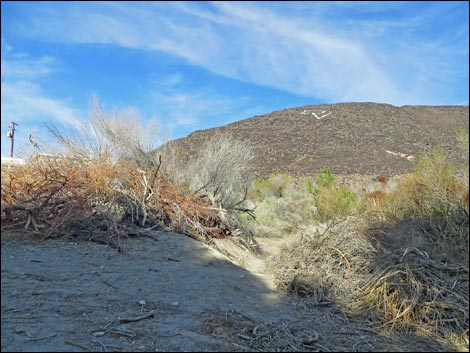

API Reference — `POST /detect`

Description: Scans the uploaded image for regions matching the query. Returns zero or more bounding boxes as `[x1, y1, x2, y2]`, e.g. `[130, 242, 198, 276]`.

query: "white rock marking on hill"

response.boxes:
[300, 110, 332, 120]
[385, 150, 416, 161]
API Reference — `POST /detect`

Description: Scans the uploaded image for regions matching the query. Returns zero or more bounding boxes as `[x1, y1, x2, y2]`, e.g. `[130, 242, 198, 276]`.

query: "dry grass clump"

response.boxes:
[268, 217, 376, 306]
[359, 247, 469, 351]
[268, 217, 469, 351]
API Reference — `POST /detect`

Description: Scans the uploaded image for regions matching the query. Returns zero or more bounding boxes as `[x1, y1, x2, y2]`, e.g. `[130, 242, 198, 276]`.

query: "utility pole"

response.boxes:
[7, 121, 18, 158]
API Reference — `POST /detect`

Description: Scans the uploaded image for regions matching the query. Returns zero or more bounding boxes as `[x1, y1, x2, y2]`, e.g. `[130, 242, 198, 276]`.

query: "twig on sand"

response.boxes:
[27, 333, 57, 341]
[118, 311, 155, 324]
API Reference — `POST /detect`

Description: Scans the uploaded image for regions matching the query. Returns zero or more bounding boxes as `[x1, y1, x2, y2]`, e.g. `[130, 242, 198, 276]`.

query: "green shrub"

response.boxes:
[315, 185, 358, 221]
[383, 148, 467, 219]
[315, 167, 335, 189]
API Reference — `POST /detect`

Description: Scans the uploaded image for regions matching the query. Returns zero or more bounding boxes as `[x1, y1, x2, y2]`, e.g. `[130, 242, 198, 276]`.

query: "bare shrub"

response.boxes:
[89, 103, 161, 166]
[46, 100, 163, 226]
[184, 134, 254, 211]
[48, 99, 160, 164]
[158, 139, 185, 185]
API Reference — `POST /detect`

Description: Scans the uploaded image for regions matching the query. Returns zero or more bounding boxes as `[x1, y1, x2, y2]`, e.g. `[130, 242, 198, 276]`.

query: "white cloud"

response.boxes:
[6, 2, 469, 106]
[1, 81, 83, 128]
[152, 88, 249, 129]
[1, 48, 84, 156]
[1, 55, 58, 80]
[158, 73, 183, 88]
[1, 49, 83, 128]
[149, 74, 267, 137]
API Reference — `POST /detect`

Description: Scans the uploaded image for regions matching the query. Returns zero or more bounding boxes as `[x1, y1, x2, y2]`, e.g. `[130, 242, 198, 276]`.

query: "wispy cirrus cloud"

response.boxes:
[1, 48, 83, 128]
[1, 81, 83, 128]
[1, 46, 84, 156]
[1, 54, 58, 80]
[9, 1, 468, 105]
[150, 73, 267, 137]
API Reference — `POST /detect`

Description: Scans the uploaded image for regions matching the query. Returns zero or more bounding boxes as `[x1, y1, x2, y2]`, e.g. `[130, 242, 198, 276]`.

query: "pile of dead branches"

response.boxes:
[1, 154, 243, 248]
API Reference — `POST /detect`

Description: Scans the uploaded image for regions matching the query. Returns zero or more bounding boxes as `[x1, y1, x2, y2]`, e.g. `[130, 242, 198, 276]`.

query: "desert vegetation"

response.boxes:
[245, 133, 469, 351]
[1, 102, 468, 351]
[1, 103, 256, 250]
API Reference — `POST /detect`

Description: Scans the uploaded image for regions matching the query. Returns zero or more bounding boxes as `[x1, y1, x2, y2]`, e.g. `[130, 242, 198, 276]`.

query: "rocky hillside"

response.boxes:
[168, 103, 469, 179]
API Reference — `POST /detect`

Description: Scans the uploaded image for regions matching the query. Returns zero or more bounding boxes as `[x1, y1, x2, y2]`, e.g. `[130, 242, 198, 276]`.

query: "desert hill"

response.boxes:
[169, 103, 469, 178]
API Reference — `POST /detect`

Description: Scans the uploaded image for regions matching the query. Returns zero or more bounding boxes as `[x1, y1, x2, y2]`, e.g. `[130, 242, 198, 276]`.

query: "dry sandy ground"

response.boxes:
[1, 231, 447, 352]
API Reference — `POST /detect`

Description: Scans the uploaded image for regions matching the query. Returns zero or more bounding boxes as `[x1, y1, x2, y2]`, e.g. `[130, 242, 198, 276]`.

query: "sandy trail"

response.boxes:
[1, 231, 444, 352]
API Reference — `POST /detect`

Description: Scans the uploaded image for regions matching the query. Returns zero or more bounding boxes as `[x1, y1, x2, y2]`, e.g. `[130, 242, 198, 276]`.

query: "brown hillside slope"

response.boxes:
[169, 103, 469, 178]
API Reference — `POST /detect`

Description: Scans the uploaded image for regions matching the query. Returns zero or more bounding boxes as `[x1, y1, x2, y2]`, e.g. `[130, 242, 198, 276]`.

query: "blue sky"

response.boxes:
[1, 1, 469, 157]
